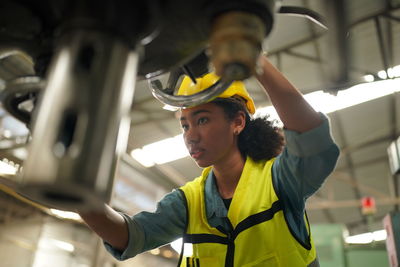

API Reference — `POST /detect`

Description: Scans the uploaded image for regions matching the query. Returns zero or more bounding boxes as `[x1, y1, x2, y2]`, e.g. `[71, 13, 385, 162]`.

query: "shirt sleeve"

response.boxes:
[273, 112, 340, 210]
[104, 189, 187, 260]
[272, 113, 340, 244]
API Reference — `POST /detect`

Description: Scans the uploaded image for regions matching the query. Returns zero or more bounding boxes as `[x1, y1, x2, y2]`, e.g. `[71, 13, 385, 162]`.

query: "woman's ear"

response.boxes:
[233, 111, 246, 135]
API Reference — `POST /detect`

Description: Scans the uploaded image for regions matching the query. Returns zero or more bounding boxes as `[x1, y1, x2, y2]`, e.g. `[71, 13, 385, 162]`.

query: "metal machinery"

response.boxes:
[0, 0, 325, 211]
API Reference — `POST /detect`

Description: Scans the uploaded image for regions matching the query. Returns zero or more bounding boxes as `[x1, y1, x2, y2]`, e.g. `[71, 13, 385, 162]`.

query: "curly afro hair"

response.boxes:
[212, 98, 284, 161]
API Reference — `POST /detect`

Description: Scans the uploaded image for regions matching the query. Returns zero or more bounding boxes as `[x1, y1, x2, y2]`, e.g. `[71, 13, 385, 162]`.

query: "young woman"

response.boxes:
[79, 56, 339, 266]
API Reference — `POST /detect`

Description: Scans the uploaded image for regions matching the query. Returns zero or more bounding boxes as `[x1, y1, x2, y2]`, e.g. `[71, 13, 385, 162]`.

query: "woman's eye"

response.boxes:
[181, 124, 189, 131]
[198, 117, 208, 125]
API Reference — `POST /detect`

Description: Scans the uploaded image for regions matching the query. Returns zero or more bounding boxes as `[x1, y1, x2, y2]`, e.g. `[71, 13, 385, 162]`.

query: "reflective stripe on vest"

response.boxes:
[178, 157, 317, 267]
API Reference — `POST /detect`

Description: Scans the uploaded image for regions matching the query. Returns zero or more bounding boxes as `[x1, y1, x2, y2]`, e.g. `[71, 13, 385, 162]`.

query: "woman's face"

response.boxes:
[179, 102, 241, 168]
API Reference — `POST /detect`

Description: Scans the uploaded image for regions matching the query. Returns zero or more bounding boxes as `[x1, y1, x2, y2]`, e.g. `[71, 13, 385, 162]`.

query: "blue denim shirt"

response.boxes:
[105, 113, 340, 260]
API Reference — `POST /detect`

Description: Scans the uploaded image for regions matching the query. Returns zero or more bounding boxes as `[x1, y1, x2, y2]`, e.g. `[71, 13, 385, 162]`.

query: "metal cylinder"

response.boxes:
[19, 29, 138, 211]
[209, 11, 267, 80]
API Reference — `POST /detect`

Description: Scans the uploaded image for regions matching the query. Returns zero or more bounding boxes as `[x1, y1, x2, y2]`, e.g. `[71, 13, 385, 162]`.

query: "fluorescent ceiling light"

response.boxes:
[257, 77, 400, 118]
[131, 148, 155, 167]
[345, 229, 387, 244]
[131, 134, 189, 167]
[363, 74, 374, 82]
[377, 70, 387, 79]
[377, 65, 400, 79]
[307, 77, 399, 113]
[373, 229, 388, 241]
[390, 65, 400, 77]
[0, 160, 18, 175]
[144, 135, 189, 164]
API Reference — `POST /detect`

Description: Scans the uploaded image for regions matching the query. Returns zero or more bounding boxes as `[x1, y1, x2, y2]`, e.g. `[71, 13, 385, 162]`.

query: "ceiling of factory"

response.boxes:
[0, 0, 400, 238]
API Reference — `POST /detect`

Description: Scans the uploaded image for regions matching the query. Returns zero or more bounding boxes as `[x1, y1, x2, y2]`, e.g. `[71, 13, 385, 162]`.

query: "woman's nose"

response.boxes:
[184, 127, 200, 144]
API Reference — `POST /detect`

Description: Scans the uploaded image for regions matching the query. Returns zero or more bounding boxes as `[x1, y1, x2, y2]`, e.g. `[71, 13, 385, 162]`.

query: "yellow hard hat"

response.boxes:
[177, 73, 255, 114]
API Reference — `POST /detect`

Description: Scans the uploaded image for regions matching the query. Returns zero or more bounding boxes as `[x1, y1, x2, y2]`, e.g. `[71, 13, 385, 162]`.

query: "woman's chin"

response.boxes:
[192, 158, 212, 168]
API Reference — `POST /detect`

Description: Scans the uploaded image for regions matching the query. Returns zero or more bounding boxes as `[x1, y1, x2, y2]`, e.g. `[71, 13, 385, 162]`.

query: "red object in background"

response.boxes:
[361, 196, 376, 215]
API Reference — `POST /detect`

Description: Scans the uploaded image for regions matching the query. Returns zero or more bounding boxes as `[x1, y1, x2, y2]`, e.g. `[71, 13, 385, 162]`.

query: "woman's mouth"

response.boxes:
[190, 149, 204, 160]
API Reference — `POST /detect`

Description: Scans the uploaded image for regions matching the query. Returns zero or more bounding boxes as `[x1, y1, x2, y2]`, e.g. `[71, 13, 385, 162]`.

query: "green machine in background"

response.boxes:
[311, 224, 347, 267]
[311, 224, 390, 267]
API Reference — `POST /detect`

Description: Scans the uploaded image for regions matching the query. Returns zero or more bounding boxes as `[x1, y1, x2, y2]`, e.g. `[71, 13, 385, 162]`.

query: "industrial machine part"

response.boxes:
[209, 11, 267, 80]
[0, 76, 44, 125]
[18, 30, 139, 211]
[0, 0, 155, 211]
[0, 0, 326, 211]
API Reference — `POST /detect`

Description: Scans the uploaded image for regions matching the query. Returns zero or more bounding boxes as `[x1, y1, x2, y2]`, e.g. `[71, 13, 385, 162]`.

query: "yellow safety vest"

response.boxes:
[178, 157, 317, 267]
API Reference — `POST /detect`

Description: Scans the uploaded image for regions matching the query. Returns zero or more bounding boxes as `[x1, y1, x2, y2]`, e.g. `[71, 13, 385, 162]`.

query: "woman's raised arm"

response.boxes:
[256, 56, 322, 133]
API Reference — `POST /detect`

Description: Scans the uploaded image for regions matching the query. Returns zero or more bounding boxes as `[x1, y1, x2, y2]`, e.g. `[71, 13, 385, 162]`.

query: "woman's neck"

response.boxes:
[213, 151, 245, 199]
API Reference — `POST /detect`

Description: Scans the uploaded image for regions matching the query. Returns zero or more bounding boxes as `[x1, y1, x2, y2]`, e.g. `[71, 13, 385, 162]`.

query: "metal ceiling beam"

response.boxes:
[269, 4, 399, 57]
[349, 5, 400, 28]
[383, 14, 400, 22]
[335, 154, 388, 173]
[279, 50, 375, 81]
[283, 50, 321, 63]
[307, 197, 400, 210]
[268, 4, 400, 90]
[346, 214, 386, 232]
[385, 0, 394, 69]
[332, 171, 389, 198]
[313, 192, 335, 222]
[340, 134, 393, 155]
[324, 0, 349, 88]
[375, 17, 390, 77]
[303, 0, 328, 83]
[269, 33, 325, 56]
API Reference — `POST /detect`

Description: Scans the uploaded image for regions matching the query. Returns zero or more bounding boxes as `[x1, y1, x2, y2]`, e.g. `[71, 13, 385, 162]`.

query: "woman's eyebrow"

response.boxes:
[180, 110, 211, 121]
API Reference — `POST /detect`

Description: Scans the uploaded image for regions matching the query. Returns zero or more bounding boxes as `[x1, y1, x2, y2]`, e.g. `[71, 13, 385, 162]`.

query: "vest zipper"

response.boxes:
[225, 232, 235, 267]
[224, 218, 235, 267]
